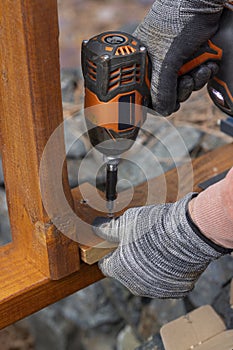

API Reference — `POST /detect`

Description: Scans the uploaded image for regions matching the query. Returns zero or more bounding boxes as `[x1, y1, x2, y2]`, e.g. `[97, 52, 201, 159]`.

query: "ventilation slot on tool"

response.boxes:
[136, 64, 140, 83]
[108, 63, 141, 92]
[115, 46, 136, 56]
[109, 68, 121, 91]
[87, 60, 97, 81]
[121, 64, 134, 85]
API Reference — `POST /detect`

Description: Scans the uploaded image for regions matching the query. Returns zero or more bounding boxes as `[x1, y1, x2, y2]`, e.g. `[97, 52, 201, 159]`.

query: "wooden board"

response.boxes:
[0, 245, 103, 330]
[0, 0, 80, 279]
[72, 143, 233, 264]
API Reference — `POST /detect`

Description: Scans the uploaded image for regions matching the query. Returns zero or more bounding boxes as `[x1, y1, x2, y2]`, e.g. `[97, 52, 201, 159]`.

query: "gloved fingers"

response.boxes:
[192, 65, 212, 90]
[93, 216, 121, 243]
[98, 252, 147, 297]
[177, 75, 194, 103]
[191, 62, 219, 90]
[206, 61, 219, 77]
[177, 61, 219, 102]
[98, 251, 117, 277]
[93, 205, 147, 244]
[150, 64, 179, 116]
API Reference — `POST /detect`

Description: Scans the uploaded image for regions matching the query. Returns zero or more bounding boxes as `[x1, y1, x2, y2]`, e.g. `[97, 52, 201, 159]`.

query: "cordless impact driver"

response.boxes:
[81, 4, 233, 217]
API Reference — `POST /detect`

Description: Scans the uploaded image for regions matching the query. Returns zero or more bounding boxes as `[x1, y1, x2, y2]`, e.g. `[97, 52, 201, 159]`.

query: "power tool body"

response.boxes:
[81, 5, 233, 216]
[82, 32, 150, 215]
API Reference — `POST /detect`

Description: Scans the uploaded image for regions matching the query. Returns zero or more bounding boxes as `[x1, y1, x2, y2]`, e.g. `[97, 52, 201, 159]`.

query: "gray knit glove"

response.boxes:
[94, 194, 231, 298]
[133, 0, 226, 116]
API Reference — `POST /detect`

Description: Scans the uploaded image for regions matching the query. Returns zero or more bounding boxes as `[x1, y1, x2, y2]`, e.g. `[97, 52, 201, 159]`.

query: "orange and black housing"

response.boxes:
[207, 5, 233, 117]
[81, 31, 151, 156]
[179, 4, 233, 117]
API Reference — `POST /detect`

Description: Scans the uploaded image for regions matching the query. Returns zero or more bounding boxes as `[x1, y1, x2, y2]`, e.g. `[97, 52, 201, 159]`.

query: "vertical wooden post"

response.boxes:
[0, 0, 80, 279]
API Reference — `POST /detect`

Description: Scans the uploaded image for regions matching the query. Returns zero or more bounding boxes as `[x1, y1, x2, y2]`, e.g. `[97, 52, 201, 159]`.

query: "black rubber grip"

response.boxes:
[207, 7, 233, 116]
[106, 167, 118, 201]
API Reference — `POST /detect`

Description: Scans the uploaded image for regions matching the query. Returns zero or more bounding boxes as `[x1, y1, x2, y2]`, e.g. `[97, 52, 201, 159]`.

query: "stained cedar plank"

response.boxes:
[0, 0, 80, 279]
[72, 143, 233, 264]
[0, 245, 103, 330]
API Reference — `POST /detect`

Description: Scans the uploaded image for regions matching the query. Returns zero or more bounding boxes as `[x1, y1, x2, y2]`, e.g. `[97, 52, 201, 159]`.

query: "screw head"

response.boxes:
[140, 46, 146, 52]
[101, 54, 110, 61]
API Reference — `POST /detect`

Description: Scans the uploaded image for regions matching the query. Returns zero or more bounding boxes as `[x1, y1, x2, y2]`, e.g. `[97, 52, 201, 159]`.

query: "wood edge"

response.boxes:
[0, 0, 80, 279]
[0, 246, 103, 329]
[80, 245, 115, 265]
[230, 279, 233, 307]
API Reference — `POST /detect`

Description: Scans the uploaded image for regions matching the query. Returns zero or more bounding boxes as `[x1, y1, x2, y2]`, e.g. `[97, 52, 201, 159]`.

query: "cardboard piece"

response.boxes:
[160, 305, 233, 350]
[196, 331, 233, 350]
[230, 279, 233, 307]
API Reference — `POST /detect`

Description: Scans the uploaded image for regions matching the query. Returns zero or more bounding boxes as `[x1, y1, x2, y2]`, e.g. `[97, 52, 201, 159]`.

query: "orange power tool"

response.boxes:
[81, 4, 233, 216]
[81, 32, 151, 215]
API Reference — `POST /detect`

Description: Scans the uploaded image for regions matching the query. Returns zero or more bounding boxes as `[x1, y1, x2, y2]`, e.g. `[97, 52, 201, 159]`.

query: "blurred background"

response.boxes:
[0, 0, 233, 349]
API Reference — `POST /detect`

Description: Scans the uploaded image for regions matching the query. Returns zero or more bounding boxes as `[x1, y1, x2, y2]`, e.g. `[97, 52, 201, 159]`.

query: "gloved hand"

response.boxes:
[133, 0, 226, 116]
[94, 193, 232, 299]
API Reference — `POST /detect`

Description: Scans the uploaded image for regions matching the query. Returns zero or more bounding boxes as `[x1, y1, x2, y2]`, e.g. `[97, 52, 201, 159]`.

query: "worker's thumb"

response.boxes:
[98, 251, 118, 278]
[93, 216, 122, 243]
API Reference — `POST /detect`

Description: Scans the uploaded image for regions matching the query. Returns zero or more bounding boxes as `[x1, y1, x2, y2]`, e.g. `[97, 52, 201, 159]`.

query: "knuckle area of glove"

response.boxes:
[105, 256, 197, 298]
[119, 278, 194, 299]
[180, 0, 225, 13]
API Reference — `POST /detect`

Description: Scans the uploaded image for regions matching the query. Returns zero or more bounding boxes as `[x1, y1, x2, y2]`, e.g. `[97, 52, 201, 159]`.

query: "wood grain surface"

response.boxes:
[0, 0, 80, 279]
[72, 143, 233, 264]
[0, 244, 103, 330]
